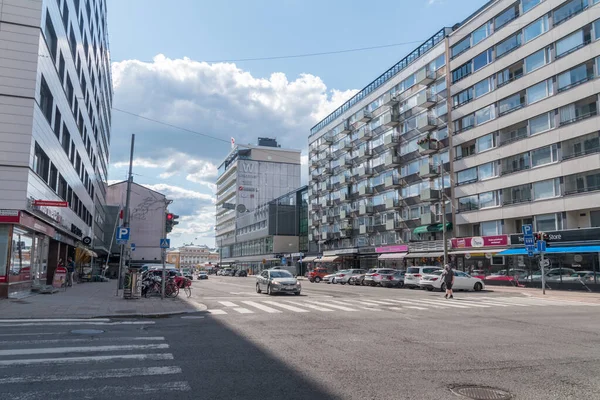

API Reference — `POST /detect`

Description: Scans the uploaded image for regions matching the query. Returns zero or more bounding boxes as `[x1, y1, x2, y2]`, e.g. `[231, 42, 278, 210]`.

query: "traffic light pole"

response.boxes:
[161, 209, 166, 300]
[117, 134, 135, 297]
[540, 251, 546, 295]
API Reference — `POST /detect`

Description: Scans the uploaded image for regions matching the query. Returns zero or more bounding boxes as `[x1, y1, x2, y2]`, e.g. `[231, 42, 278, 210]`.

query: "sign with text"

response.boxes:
[0, 210, 19, 223]
[510, 228, 600, 246]
[52, 266, 67, 288]
[375, 245, 409, 253]
[33, 200, 69, 207]
[451, 235, 508, 249]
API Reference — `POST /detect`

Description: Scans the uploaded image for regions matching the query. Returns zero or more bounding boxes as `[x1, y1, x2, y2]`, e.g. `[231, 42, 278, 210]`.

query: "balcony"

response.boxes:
[417, 139, 438, 155]
[340, 221, 352, 231]
[321, 215, 333, 224]
[319, 198, 328, 208]
[338, 120, 351, 134]
[359, 225, 374, 234]
[384, 176, 401, 188]
[384, 153, 399, 167]
[355, 126, 373, 144]
[339, 209, 350, 220]
[382, 112, 400, 127]
[359, 204, 373, 215]
[322, 166, 333, 176]
[420, 212, 436, 225]
[358, 185, 373, 196]
[386, 219, 403, 230]
[383, 133, 399, 148]
[319, 182, 331, 192]
[499, 123, 527, 147]
[385, 197, 401, 210]
[354, 165, 373, 179]
[419, 163, 439, 178]
[416, 113, 436, 131]
[356, 109, 372, 123]
[564, 171, 600, 196]
[420, 188, 440, 202]
[415, 90, 436, 109]
[415, 67, 435, 86]
[333, 192, 348, 204]
[383, 92, 399, 106]
[311, 203, 320, 211]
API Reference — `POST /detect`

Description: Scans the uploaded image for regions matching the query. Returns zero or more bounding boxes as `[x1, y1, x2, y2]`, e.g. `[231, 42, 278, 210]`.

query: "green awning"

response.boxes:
[413, 223, 453, 234]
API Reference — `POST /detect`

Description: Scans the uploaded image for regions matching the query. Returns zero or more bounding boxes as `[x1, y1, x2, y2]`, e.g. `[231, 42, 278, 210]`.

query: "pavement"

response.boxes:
[0, 280, 206, 319]
[1, 277, 600, 399]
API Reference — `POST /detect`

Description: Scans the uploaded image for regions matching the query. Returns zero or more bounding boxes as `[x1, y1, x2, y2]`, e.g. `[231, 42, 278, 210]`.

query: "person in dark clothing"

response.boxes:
[442, 264, 454, 299]
[66, 257, 76, 287]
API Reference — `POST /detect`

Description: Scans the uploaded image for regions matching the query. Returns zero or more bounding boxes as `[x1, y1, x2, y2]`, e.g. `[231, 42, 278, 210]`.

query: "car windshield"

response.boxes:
[429, 270, 443, 275]
[407, 267, 420, 273]
[270, 271, 293, 278]
[368, 269, 378, 273]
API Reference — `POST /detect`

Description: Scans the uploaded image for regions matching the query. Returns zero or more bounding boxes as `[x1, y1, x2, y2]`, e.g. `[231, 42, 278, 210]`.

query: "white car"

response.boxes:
[404, 266, 441, 288]
[420, 270, 485, 292]
[324, 271, 346, 284]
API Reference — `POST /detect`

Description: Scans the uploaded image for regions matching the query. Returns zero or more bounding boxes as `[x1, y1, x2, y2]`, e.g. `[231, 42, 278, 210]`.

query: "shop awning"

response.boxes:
[405, 252, 444, 258]
[378, 252, 407, 260]
[315, 256, 340, 263]
[302, 256, 318, 262]
[413, 223, 453, 234]
[450, 249, 506, 255]
[497, 246, 600, 256]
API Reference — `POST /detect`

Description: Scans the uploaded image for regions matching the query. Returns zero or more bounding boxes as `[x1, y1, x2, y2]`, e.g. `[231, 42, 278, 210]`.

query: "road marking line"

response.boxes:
[347, 299, 386, 307]
[9, 381, 191, 400]
[305, 300, 356, 312]
[241, 301, 282, 313]
[218, 301, 239, 307]
[362, 299, 395, 305]
[412, 299, 472, 309]
[0, 337, 165, 345]
[383, 299, 434, 309]
[0, 321, 154, 327]
[233, 308, 254, 314]
[0, 343, 169, 357]
[207, 309, 227, 315]
[462, 299, 524, 307]
[287, 302, 334, 312]
[0, 366, 183, 384]
[262, 301, 309, 313]
[0, 353, 174, 367]
[0, 318, 111, 323]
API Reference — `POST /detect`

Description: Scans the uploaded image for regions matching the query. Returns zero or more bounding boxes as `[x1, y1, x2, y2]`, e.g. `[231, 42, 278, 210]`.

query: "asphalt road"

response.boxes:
[2, 276, 600, 400]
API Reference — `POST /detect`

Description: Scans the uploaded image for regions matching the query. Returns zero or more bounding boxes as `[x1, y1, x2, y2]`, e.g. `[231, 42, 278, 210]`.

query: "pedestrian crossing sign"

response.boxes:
[160, 238, 170, 248]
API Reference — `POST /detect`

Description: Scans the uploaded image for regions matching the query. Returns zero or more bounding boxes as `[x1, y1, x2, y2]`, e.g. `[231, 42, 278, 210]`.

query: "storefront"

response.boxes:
[449, 235, 509, 277]
[376, 245, 408, 268]
[357, 247, 378, 270]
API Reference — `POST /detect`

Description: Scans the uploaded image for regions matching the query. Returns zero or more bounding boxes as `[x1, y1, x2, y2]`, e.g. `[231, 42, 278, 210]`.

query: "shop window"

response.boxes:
[9, 229, 34, 284]
[0, 225, 9, 279]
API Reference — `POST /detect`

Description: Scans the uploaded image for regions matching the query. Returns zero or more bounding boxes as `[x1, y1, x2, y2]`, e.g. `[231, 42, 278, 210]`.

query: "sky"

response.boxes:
[105, 0, 487, 248]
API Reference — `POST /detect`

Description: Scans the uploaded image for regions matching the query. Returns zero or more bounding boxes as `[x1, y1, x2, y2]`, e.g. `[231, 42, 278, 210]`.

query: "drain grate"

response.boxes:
[451, 386, 512, 400]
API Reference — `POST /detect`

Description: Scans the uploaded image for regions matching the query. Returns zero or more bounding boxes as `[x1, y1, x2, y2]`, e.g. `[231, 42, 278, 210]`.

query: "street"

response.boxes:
[2, 276, 600, 400]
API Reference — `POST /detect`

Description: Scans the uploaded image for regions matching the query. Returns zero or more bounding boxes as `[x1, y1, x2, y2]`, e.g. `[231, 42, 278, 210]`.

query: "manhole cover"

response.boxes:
[70, 329, 105, 335]
[451, 386, 512, 400]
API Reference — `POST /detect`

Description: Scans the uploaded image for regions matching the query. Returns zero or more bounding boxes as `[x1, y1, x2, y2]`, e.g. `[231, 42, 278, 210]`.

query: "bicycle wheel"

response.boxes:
[166, 283, 179, 298]
[183, 285, 191, 298]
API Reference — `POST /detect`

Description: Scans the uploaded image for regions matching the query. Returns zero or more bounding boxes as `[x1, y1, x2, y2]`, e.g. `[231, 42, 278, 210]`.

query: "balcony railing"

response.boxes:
[562, 145, 600, 161]
[564, 183, 600, 196]
[501, 163, 530, 176]
[559, 109, 598, 127]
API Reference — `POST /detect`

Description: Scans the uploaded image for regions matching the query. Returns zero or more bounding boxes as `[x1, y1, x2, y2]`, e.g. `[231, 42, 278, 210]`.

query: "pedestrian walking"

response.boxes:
[66, 257, 76, 287]
[442, 264, 454, 299]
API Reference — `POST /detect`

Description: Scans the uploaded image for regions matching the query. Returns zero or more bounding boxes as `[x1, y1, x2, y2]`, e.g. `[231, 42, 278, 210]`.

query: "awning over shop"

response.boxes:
[302, 256, 319, 262]
[75, 247, 98, 263]
[405, 252, 444, 258]
[449, 249, 506, 255]
[378, 252, 407, 260]
[315, 256, 340, 263]
[413, 223, 453, 234]
[497, 246, 600, 255]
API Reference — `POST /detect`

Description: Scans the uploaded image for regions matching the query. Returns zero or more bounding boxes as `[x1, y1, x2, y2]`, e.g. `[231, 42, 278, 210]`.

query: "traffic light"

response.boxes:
[165, 213, 180, 233]
[534, 232, 549, 241]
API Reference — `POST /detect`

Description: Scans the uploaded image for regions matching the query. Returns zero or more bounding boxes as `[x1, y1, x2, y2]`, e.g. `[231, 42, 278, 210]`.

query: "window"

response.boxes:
[436, 102, 447, 117]
[531, 145, 558, 167]
[479, 191, 499, 208]
[524, 15, 548, 43]
[49, 164, 58, 192]
[53, 108, 61, 139]
[458, 195, 478, 212]
[68, 25, 77, 59]
[535, 213, 562, 231]
[61, 125, 70, 154]
[556, 30, 584, 58]
[452, 37, 470, 58]
[475, 105, 495, 125]
[477, 133, 495, 152]
[595, 19, 600, 40]
[554, 0, 588, 26]
[591, 210, 600, 227]
[499, 92, 524, 114]
[66, 76, 74, 107]
[452, 62, 472, 83]
[474, 78, 491, 98]
[533, 178, 560, 200]
[495, 4, 518, 30]
[70, 140, 75, 163]
[478, 162, 496, 180]
[457, 167, 477, 184]
[496, 33, 521, 58]
[454, 114, 475, 133]
[472, 22, 491, 45]
[529, 112, 554, 135]
[473, 49, 493, 71]
[453, 88, 473, 107]
[524, 48, 547, 73]
[527, 80, 551, 104]
[39, 76, 53, 124]
[480, 220, 501, 236]
[44, 11, 58, 61]
[557, 63, 592, 91]
[522, 0, 542, 12]
[33, 143, 50, 181]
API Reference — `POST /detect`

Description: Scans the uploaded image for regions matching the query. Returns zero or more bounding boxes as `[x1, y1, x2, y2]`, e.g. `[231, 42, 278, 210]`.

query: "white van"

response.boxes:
[404, 266, 442, 288]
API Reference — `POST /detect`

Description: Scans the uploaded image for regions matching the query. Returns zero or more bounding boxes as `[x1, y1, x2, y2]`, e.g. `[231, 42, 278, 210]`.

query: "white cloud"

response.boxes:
[142, 183, 215, 203]
[427, 0, 445, 5]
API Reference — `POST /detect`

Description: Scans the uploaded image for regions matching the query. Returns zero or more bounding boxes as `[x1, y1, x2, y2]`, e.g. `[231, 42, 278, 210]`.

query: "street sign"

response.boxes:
[33, 200, 69, 207]
[527, 251, 534, 258]
[521, 224, 533, 235]
[116, 239, 128, 245]
[281, 257, 287, 265]
[160, 238, 170, 248]
[524, 236, 534, 246]
[537, 240, 546, 252]
[540, 259, 550, 267]
[131, 243, 136, 252]
[116, 226, 130, 242]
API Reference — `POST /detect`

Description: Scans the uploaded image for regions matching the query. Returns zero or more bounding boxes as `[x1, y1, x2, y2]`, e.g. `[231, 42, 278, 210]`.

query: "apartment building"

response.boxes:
[449, 0, 600, 277]
[215, 138, 301, 262]
[0, 0, 113, 297]
[308, 29, 453, 269]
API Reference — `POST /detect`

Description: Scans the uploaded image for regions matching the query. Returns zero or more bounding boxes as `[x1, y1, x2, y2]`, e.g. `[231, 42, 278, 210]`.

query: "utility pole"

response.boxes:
[161, 206, 167, 300]
[440, 164, 448, 266]
[117, 134, 135, 296]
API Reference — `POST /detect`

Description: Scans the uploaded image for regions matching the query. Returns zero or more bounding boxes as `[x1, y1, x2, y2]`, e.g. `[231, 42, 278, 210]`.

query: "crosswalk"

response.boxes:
[205, 296, 600, 316]
[0, 319, 190, 400]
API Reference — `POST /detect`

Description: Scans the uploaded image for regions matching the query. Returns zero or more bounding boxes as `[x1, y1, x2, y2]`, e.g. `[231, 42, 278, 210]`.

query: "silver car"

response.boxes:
[335, 269, 367, 284]
[363, 268, 397, 286]
[256, 269, 301, 295]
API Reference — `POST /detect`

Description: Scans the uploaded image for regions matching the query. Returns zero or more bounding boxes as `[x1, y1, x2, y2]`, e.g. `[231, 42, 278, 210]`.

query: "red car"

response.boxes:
[308, 268, 329, 283]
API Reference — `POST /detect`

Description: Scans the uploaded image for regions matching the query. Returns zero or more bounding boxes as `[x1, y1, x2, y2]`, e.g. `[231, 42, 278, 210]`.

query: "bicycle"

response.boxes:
[182, 279, 192, 298]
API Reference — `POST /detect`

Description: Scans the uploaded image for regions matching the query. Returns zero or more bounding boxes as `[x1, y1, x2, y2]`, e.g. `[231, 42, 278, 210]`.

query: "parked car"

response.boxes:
[335, 269, 367, 285]
[222, 268, 235, 276]
[526, 268, 576, 282]
[404, 266, 442, 288]
[363, 268, 397, 287]
[235, 270, 248, 277]
[181, 268, 194, 280]
[324, 271, 344, 284]
[256, 269, 301, 295]
[198, 271, 208, 280]
[485, 269, 528, 281]
[381, 270, 406, 288]
[349, 272, 366, 286]
[308, 267, 329, 283]
[420, 270, 484, 292]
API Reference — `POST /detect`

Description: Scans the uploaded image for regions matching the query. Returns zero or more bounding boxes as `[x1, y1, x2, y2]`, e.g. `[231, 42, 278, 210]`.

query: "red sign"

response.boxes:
[33, 200, 68, 207]
[19, 213, 56, 237]
[452, 235, 508, 249]
[376, 245, 409, 253]
[0, 210, 20, 223]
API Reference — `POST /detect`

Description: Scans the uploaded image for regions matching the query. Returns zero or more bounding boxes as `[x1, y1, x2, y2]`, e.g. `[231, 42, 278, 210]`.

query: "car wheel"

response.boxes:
[426, 287, 434, 291]
[314, 277, 321, 283]
[294, 292, 301, 296]
[267, 285, 273, 295]
[256, 283, 262, 294]
[474, 282, 483, 292]
[340, 281, 346, 285]
[398, 282, 404, 288]
[332, 278, 337, 284]
[440, 282, 447, 292]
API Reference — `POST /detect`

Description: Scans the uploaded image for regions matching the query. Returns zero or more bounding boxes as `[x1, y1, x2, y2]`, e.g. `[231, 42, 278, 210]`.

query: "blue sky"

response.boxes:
[105, 0, 487, 247]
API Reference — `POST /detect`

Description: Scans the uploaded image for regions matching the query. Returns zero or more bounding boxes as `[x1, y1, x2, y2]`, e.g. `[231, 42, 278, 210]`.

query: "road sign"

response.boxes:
[160, 238, 170, 248]
[524, 236, 534, 246]
[281, 257, 287, 265]
[116, 239, 128, 245]
[116, 226, 130, 242]
[527, 251, 534, 258]
[537, 240, 546, 252]
[540, 259, 550, 267]
[131, 243, 136, 252]
[521, 224, 533, 235]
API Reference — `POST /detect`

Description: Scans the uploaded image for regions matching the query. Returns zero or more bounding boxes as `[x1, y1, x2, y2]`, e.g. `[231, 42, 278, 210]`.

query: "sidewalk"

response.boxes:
[0, 280, 206, 319]
[489, 285, 600, 304]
